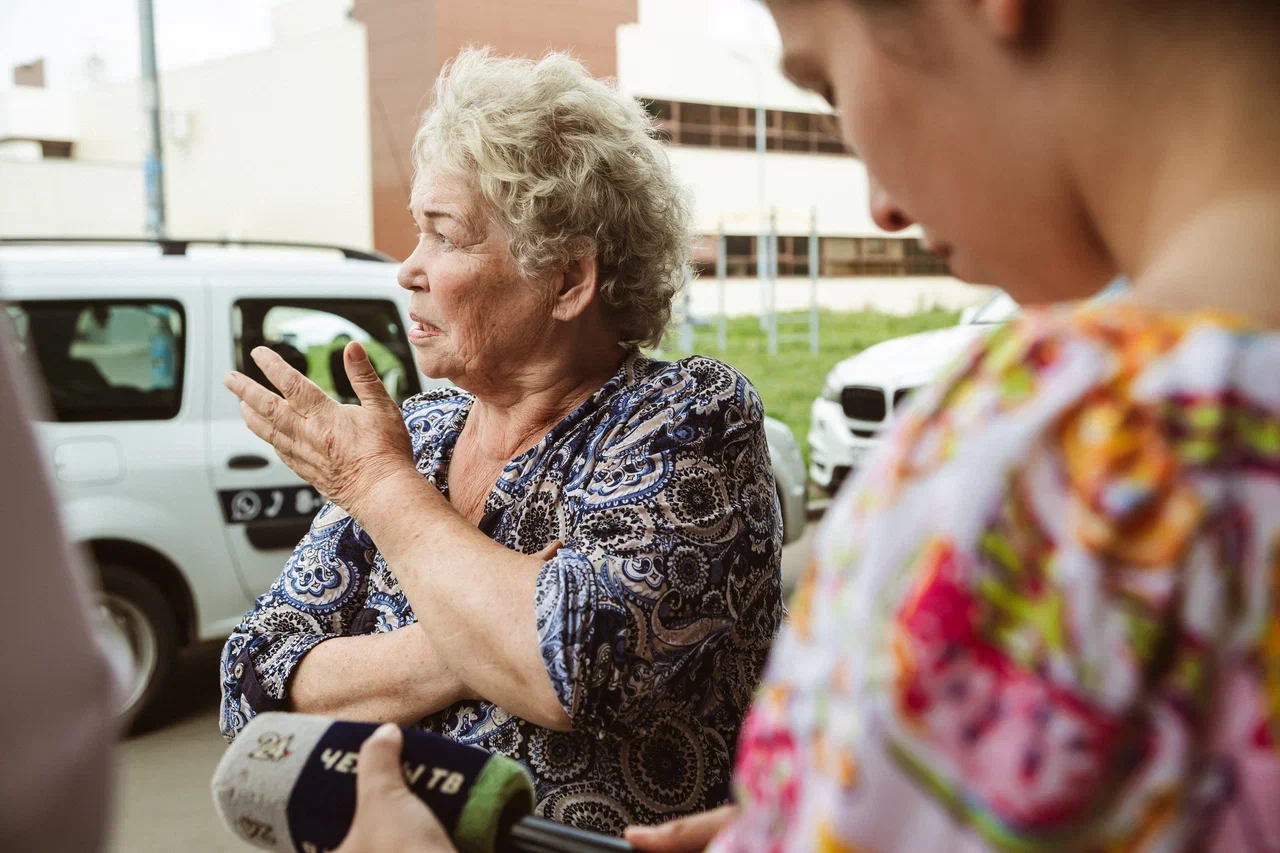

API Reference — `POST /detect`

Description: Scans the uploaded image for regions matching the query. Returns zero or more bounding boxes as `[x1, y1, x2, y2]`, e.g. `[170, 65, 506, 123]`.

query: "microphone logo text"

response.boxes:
[318, 747, 466, 793]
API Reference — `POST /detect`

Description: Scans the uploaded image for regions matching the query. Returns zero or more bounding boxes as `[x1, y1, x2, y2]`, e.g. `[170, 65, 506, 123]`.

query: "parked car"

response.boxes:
[808, 290, 1017, 494]
[0, 237, 805, 726]
[806, 277, 1133, 494]
[764, 414, 808, 547]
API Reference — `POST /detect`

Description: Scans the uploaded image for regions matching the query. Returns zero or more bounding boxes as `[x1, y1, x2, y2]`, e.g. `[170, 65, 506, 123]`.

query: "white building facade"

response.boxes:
[0, 0, 372, 249]
[1, 0, 983, 314]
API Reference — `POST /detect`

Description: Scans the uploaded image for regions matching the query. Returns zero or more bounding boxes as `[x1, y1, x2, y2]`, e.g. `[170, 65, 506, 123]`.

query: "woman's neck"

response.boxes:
[460, 340, 628, 464]
[1066, 27, 1280, 325]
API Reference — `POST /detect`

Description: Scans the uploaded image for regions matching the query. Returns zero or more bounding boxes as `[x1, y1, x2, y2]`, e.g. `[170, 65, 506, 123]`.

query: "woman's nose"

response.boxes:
[396, 246, 428, 292]
[869, 178, 914, 233]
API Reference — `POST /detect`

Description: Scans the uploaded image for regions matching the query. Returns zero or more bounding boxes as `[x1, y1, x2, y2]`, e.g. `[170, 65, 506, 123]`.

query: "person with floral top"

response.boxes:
[330, 0, 1280, 850]
[624, 0, 1280, 851]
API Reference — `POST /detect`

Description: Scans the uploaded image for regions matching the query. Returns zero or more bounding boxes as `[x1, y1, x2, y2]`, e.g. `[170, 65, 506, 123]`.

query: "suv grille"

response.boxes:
[894, 387, 917, 409]
[841, 386, 887, 422]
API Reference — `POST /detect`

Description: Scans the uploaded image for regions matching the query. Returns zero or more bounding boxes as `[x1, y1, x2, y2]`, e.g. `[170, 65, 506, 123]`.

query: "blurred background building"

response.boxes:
[0, 0, 951, 285]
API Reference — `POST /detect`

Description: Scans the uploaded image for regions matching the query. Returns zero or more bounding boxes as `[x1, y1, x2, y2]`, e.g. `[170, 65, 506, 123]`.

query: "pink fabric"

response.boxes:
[714, 306, 1280, 853]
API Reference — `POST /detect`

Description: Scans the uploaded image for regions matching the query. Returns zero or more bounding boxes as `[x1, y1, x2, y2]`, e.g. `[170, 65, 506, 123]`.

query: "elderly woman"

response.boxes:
[218, 48, 783, 833]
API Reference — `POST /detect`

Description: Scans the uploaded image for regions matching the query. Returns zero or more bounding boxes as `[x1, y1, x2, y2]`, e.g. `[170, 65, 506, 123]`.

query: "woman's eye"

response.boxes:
[420, 231, 456, 251]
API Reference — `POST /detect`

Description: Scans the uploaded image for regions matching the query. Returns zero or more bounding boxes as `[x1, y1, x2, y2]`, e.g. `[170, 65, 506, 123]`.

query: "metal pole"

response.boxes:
[139, 0, 167, 238]
[717, 222, 727, 353]
[809, 205, 819, 355]
[756, 99, 768, 330]
[767, 207, 778, 357]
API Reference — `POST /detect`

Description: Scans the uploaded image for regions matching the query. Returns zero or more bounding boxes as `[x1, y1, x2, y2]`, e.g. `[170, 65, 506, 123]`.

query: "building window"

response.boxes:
[776, 236, 811, 276]
[820, 237, 859, 276]
[639, 97, 853, 156]
[39, 140, 73, 159]
[903, 239, 952, 275]
[691, 235, 718, 278]
[643, 99, 673, 122]
[695, 235, 951, 278]
[818, 237, 952, 276]
[724, 235, 758, 277]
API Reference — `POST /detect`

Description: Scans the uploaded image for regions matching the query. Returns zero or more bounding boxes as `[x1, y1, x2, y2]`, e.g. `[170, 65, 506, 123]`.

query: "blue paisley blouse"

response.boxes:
[218, 352, 784, 833]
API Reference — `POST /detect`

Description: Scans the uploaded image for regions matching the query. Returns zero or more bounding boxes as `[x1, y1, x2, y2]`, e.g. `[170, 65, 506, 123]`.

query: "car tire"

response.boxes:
[98, 564, 178, 732]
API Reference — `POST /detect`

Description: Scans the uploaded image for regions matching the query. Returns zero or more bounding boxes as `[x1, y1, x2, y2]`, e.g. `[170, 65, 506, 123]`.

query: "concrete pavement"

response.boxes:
[107, 522, 818, 853]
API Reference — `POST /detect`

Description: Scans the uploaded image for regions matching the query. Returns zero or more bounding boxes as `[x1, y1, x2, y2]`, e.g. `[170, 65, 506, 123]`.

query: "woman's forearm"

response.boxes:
[287, 626, 469, 726]
[356, 469, 572, 731]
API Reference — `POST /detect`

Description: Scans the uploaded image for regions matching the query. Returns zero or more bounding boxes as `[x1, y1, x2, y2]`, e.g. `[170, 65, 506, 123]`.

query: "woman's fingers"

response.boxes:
[251, 346, 332, 416]
[239, 401, 300, 462]
[336, 723, 457, 853]
[354, 724, 408, 804]
[225, 372, 302, 438]
[625, 806, 740, 853]
[344, 342, 400, 415]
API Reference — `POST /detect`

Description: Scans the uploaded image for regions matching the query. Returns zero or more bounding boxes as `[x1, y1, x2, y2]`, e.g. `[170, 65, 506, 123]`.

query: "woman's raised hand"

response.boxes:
[224, 341, 415, 520]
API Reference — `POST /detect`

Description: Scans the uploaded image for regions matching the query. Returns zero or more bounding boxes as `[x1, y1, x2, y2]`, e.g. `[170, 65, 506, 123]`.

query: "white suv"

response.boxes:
[806, 280, 1131, 493]
[0, 238, 805, 727]
[807, 292, 1018, 494]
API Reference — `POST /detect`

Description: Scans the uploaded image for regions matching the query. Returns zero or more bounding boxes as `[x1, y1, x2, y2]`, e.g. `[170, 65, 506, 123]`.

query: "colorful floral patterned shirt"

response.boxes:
[715, 305, 1280, 853]
[219, 352, 784, 833]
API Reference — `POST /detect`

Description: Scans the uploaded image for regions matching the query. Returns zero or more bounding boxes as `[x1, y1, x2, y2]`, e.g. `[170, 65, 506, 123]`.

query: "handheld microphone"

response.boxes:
[212, 713, 633, 853]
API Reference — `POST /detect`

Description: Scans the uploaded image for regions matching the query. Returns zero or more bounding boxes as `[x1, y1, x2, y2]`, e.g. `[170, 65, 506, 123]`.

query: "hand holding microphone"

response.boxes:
[213, 712, 634, 853]
[335, 723, 456, 853]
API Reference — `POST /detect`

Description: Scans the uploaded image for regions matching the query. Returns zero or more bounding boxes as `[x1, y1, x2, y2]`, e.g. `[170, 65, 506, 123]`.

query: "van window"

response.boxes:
[233, 299, 420, 405]
[4, 300, 185, 422]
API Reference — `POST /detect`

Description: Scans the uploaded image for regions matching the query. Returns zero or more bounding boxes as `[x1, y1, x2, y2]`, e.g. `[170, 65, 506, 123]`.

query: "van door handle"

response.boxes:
[227, 454, 270, 470]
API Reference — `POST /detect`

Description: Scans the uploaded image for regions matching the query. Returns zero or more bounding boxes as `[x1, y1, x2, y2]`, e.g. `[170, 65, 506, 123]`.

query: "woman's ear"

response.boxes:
[552, 254, 600, 322]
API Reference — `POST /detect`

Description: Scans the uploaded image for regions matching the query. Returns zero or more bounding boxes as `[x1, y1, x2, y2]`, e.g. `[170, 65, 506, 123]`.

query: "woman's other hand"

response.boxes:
[224, 341, 415, 519]
[625, 806, 740, 853]
[335, 723, 457, 853]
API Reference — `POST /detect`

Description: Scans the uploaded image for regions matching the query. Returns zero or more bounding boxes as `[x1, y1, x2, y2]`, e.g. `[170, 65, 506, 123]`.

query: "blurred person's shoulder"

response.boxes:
[907, 300, 1274, 419]
[865, 300, 1279, 507]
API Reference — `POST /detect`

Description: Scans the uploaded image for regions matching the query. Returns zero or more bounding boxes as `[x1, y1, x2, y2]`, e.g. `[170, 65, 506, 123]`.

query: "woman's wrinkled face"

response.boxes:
[767, 0, 1114, 302]
[398, 173, 554, 384]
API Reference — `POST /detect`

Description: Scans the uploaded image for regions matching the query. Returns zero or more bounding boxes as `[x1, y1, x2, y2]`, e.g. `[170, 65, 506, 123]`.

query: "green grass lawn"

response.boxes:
[654, 308, 959, 466]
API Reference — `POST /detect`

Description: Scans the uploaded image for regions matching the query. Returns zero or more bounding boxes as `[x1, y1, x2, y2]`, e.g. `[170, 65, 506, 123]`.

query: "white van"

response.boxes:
[0, 238, 443, 726]
[0, 238, 805, 727]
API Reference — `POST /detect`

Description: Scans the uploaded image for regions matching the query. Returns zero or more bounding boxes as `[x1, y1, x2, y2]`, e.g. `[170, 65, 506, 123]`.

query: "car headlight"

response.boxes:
[820, 373, 842, 402]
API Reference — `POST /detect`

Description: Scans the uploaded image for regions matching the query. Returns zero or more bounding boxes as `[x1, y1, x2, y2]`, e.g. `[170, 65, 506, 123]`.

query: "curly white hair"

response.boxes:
[411, 47, 694, 348]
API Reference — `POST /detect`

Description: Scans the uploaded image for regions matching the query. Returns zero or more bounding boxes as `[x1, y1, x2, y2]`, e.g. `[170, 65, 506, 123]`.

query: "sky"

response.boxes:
[1, 0, 273, 90]
[0, 0, 779, 91]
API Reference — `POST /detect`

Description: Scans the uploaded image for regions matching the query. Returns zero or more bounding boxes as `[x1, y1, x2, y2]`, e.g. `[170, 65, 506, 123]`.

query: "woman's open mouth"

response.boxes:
[408, 318, 442, 343]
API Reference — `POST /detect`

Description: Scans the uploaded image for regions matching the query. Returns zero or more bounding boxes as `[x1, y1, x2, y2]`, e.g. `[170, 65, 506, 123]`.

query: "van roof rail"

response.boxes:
[0, 237, 396, 263]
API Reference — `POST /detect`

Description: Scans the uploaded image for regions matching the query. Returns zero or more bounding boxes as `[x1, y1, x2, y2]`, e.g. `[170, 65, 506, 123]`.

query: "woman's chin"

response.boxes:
[413, 353, 454, 382]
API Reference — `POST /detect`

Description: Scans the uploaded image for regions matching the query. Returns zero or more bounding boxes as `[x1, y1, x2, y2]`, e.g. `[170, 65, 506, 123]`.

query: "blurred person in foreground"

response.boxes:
[344, 0, 1280, 851]
[218, 48, 784, 833]
[0, 323, 117, 852]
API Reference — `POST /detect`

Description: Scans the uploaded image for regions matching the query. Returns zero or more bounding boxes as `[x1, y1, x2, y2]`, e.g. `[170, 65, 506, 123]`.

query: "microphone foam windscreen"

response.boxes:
[212, 712, 535, 853]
